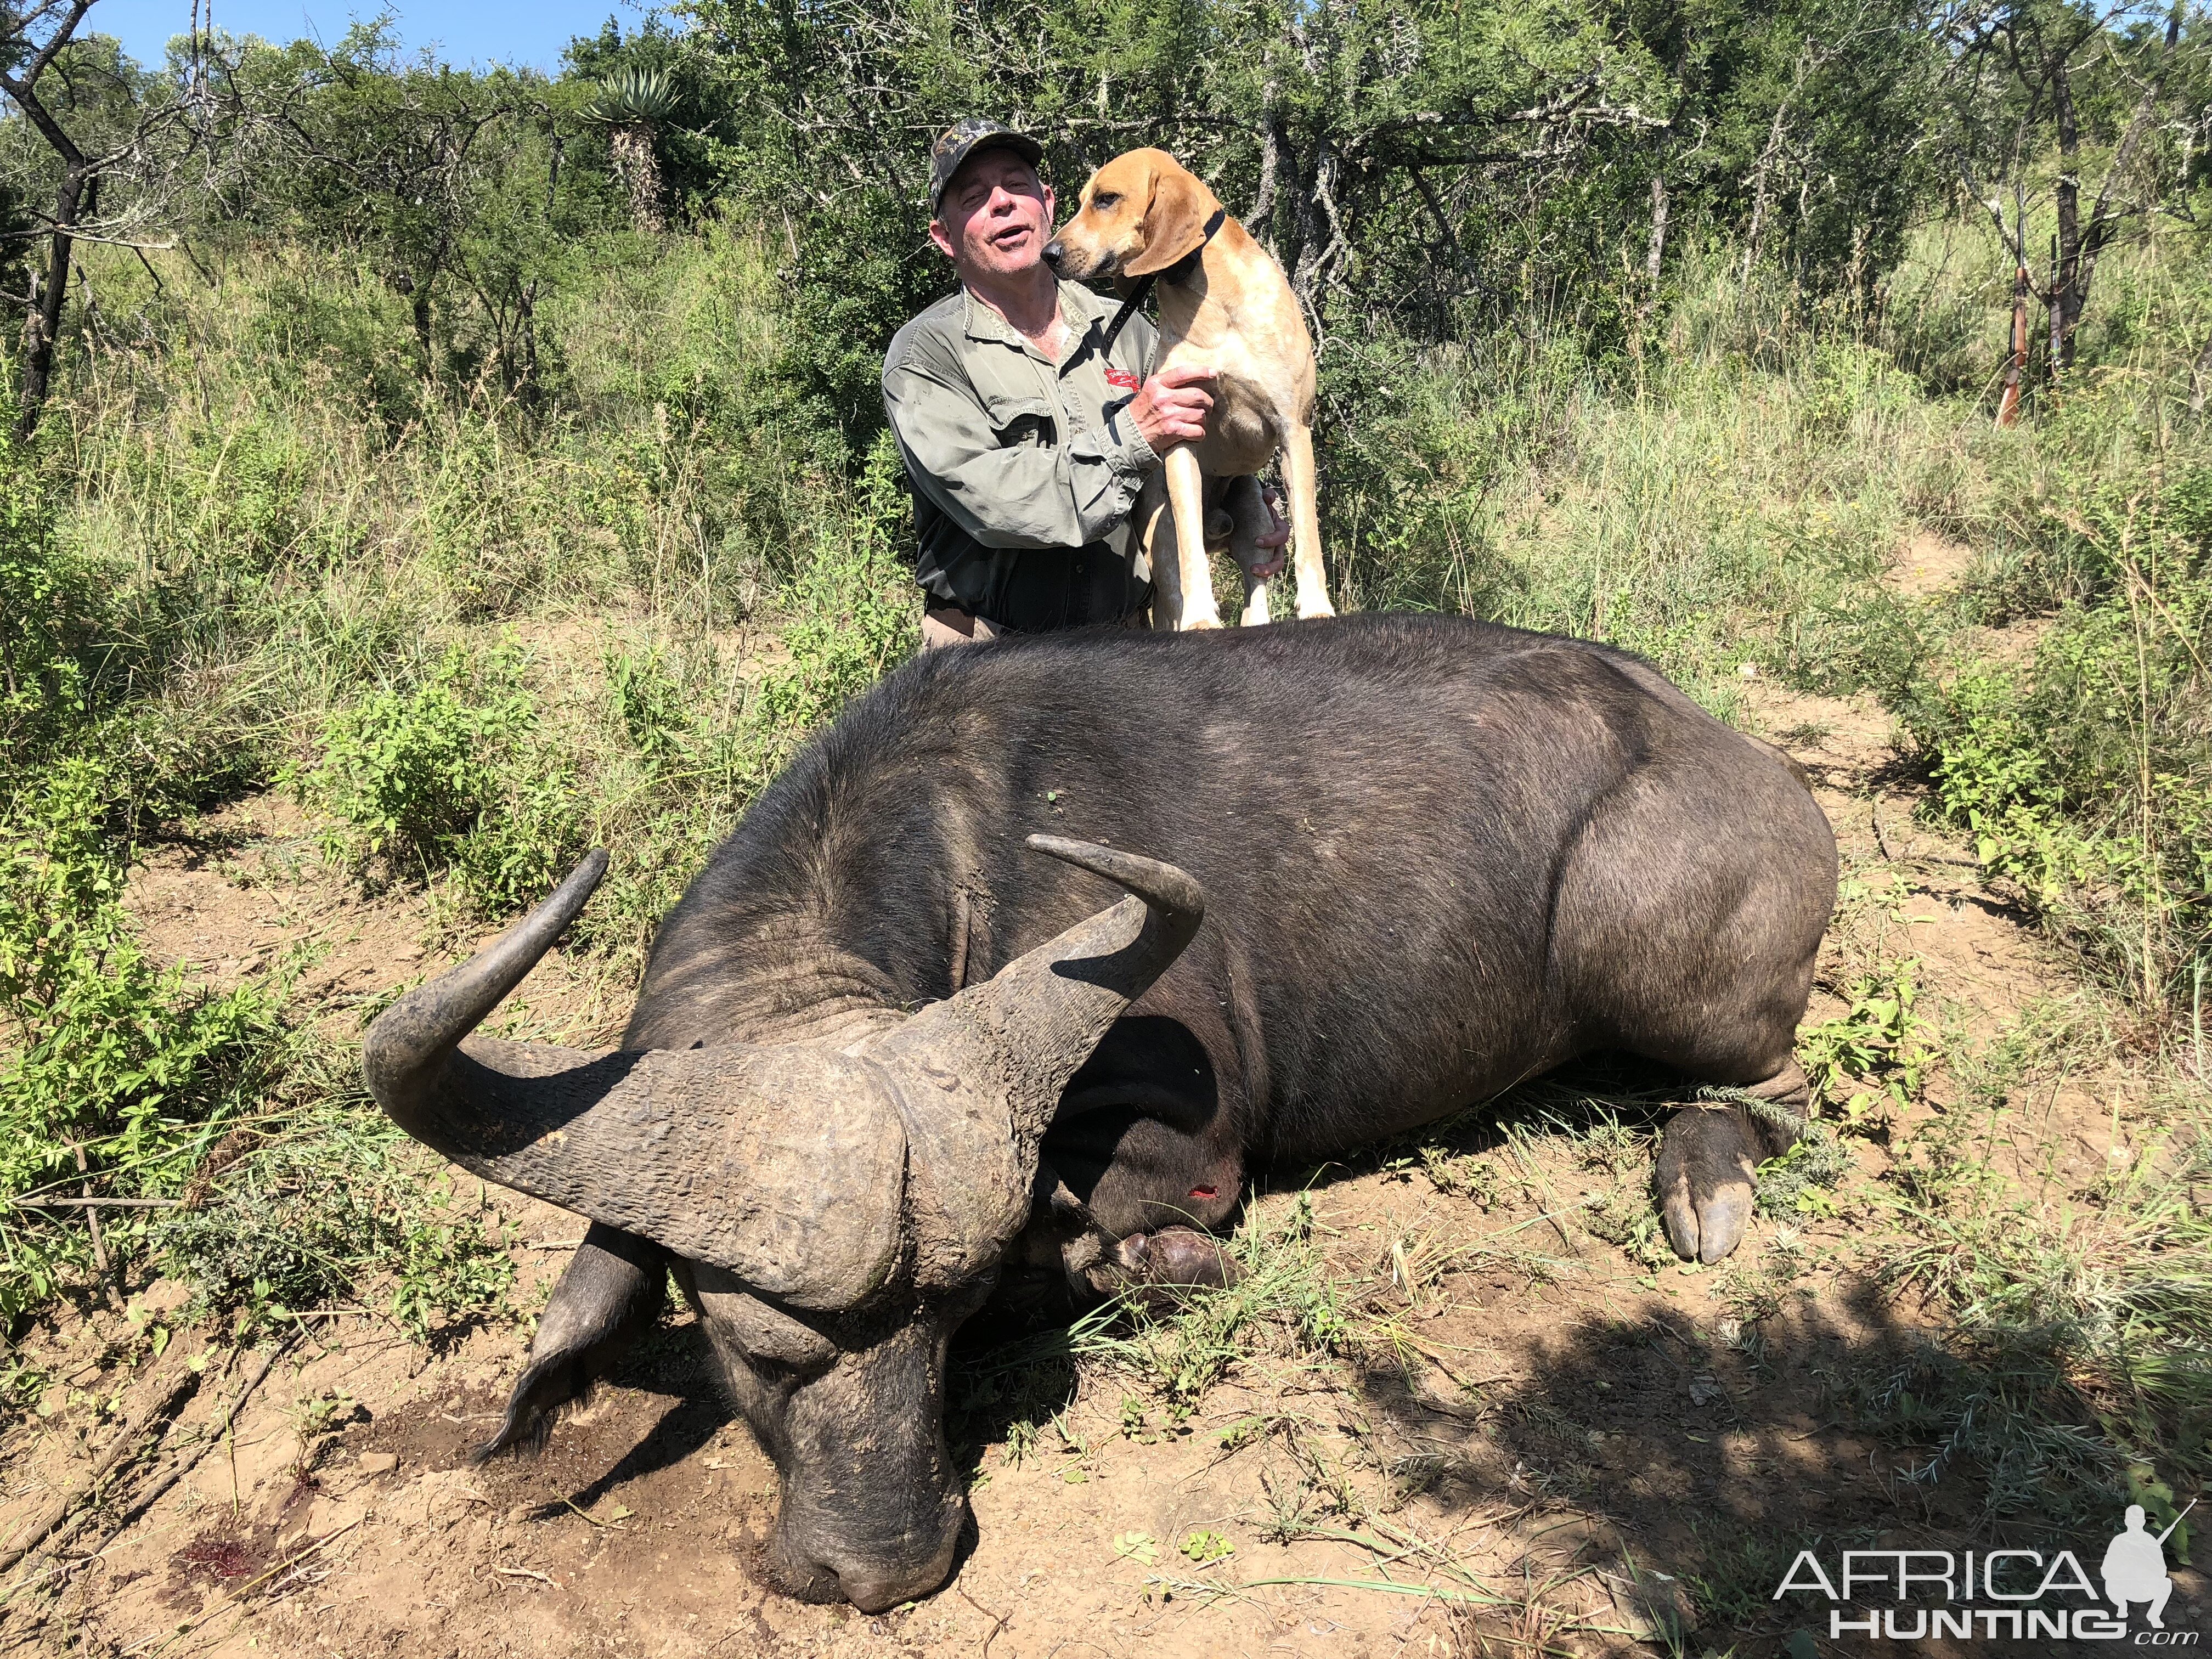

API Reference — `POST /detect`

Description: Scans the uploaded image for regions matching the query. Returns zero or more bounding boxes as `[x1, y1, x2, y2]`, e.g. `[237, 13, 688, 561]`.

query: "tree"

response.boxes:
[1946, 0, 2196, 384]
[585, 65, 676, 233]
[248, 26, 545, 370]
[0, 2, 257, 436]
[673, 0, 1948, 434]
[677, 0, 1696, 426]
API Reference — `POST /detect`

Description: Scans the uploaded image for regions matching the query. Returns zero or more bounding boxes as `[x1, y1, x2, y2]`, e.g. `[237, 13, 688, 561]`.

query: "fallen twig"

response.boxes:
[90, 1333, 302, 1548]
[955, 1584, 1010, 1657]
[0, 1349, 210, 1577]
[560, 1497, 629, 1530]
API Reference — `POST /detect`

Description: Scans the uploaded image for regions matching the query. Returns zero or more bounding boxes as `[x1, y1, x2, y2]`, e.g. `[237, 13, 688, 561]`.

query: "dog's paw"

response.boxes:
[1181, 614, 1223, 631]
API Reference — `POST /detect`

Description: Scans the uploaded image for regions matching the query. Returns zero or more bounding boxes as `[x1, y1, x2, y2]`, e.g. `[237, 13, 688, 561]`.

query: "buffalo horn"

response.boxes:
[864, 834, 1204, 1146]
[361, 854, 905, 1310]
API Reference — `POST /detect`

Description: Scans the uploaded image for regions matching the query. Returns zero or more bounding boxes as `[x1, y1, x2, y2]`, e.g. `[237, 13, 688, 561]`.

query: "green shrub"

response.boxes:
[298, 643, 583, 905]
[606, 642, 690, 760]
[160, 1105, 516, 1338]
[0, 759, 287, 1322]
[751, 430, 917, 736]
[1907, 490, 2211, 1007]
[0, 441, 105, 787]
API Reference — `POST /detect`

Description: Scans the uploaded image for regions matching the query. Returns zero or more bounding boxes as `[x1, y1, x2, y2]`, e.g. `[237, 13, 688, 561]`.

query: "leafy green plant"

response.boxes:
[300, 645, 533, 875]
[606, 642, 690, 760]
[0, 442, 102, 784]
[1798, 960, 1935, 1128]
[296, 643, 585, 912]
[751, 431, 917, 737]
[160, 1105, 515, 1338]
[1908, 474, 2211, 1011]
[0, 759, 287, 1321]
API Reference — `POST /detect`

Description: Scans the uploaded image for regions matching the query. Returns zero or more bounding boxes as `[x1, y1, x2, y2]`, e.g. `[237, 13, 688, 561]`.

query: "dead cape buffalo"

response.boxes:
[362, 613, 1836, 1611]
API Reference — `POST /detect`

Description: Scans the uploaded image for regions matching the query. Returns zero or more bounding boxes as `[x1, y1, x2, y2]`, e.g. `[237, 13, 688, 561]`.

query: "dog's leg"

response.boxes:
[1282, 423, 1334, 619]
[1162, 446, 1223, 630]
[1133, 472, 1180, 630]
[1221, 475, 1273, 627]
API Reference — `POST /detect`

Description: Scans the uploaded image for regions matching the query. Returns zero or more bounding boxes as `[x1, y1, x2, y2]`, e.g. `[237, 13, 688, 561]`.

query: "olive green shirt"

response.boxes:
[882, 281, 1159, 633]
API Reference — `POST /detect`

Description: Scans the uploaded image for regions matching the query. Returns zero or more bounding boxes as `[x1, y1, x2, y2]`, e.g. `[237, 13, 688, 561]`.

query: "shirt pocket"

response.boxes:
[982, 390, 1058, 451]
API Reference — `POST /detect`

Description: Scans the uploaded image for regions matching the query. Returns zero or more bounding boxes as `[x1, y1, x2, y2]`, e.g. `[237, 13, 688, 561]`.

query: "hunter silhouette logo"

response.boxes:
[1773, 1499, 2198, 1642]
[2103, 1503, 2189, 1630]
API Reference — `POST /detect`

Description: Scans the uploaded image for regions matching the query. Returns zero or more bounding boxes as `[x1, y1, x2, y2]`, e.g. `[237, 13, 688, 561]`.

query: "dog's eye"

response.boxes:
[1091, 191, 1120, 210]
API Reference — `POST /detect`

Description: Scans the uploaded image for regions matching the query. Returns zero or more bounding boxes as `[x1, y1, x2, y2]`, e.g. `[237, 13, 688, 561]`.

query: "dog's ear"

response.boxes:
[1124, 155, 1218, 278]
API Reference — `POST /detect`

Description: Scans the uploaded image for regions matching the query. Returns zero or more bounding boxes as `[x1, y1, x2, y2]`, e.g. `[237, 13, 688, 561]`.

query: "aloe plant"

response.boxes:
[587, 67, 678, 233]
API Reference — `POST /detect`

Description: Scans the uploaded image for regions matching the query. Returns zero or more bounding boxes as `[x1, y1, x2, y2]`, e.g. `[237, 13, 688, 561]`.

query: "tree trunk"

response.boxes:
[2050, 55, 2082, 376]
[1249, 106, 1287, 257]
[2068, 6, 2181, 371]
[612, 125, 665, 234]
[16, 165, 86, 442]
[1645, 173, 1669, 297]
[1997, 253, 2028, 426]
[1739, 61, 1804, 294]
[1289, 138, 1344, 317]
[2047, 235, 2064, 386]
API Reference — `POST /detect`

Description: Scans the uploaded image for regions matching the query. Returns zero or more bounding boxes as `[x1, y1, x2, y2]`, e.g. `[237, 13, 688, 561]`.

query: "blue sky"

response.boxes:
[89, 0, 648, 72]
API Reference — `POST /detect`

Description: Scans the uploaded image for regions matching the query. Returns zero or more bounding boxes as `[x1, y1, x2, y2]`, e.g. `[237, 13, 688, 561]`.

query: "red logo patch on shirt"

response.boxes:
[1105, 366, 1140, 392]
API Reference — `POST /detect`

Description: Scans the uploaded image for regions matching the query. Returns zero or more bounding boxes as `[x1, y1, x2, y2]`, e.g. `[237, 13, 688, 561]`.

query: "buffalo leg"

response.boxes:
[1068, 1227, 1244, 1312]
[479, 1222, 668, 1458]
[1219, 475, 1274, 627]
[1654, 1060, 1806, 1265]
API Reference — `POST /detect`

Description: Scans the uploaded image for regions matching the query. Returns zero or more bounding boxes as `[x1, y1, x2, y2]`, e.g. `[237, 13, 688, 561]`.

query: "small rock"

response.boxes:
[357, 1451, 399, 1476]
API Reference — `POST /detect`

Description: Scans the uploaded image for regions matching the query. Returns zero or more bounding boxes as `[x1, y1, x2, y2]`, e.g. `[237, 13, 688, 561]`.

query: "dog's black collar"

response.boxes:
[1160, 207, 1227, 286]
[1096, 207, 1227, 361]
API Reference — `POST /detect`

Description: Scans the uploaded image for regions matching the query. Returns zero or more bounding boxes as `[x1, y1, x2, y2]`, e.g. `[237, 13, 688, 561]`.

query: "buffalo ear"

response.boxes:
[1124, 155, 1218, 278]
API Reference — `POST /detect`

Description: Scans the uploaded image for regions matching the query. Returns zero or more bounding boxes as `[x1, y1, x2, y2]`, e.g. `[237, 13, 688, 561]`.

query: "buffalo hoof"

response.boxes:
[1655, 1106, 1759, 1263]
[1094, 1227, 1245, 1309]
[1128, 1226, 1244, 1288]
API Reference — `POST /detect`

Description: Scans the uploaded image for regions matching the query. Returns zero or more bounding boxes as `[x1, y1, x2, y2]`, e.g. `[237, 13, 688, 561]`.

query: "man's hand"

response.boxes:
[1130, 364, 1214, 452]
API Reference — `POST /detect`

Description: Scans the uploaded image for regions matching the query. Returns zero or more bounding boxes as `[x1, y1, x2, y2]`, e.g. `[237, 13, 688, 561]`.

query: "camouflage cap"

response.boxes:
[928, 118, 1045, 216]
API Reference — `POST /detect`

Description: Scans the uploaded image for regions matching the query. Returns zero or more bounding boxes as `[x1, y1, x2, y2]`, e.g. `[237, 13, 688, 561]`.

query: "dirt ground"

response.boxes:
[3, 610, 2203, 1657]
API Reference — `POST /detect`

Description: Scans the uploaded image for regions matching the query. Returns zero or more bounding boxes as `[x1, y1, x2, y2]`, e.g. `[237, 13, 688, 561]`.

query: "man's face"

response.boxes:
[930, 148, 1056, 281]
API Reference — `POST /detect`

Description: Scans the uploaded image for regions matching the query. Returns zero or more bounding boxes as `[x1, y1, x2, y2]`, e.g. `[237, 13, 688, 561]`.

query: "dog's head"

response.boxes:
[1045, 148, 1223, 283]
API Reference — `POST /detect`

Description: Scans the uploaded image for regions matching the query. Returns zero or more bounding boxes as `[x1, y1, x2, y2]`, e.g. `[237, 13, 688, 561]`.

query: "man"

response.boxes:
[882, 119, 1286, 646]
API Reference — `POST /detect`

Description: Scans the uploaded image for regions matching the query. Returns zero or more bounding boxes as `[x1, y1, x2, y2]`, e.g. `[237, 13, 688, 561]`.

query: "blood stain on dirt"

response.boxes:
[173, 1530, 264, 1585]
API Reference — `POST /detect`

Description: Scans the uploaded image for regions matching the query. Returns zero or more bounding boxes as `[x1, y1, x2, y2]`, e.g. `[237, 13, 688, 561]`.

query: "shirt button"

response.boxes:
[1075, 562, 1086, 573]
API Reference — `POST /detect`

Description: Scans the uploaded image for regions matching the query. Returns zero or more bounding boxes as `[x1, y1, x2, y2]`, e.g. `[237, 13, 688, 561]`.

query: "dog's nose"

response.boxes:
[1042, 241, 1065, 270]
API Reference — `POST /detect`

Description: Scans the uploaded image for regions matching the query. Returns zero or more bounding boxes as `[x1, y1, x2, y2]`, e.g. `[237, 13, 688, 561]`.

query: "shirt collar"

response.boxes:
[962, 280, 1113, 351]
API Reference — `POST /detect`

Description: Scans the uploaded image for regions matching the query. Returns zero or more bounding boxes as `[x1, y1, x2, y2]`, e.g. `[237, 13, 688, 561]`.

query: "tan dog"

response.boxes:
[1046, 148, 1332, 630]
